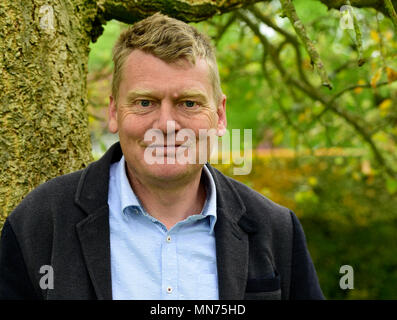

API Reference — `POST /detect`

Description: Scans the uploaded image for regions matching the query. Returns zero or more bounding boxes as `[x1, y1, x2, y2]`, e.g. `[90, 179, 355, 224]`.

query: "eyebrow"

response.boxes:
[125, 89, 210, 103]
[125, 89, 158, 102]
[177, 90, 209, 103]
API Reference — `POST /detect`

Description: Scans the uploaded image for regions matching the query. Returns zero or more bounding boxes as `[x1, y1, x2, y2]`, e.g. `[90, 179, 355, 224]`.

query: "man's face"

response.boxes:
[108, 50, 226, 184]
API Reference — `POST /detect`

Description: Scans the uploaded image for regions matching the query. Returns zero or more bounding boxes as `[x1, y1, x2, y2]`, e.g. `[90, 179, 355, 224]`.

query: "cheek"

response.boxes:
[118, 116, 147, 141]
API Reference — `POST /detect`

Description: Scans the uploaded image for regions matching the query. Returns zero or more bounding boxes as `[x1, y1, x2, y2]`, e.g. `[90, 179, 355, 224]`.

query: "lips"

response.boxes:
[145, 144, 189, 156]
[148, 145, 183, 148]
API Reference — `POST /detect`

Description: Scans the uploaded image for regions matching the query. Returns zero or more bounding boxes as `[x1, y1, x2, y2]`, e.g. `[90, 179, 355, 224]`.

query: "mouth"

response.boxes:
[146, 141, 194, 148]
[147, 144, 183, 148]
[145, 144, 189, 157]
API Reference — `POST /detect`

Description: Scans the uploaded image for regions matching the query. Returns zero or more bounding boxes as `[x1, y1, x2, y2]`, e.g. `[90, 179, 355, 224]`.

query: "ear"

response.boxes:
[216, 94, 227, 137]
[108, 95, 118, 133]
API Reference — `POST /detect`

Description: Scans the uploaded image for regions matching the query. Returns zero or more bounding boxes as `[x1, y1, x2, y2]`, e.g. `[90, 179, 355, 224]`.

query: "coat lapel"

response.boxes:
[207, 164, 251, 300]
[76, 207, 112, 300]
[74, 143, 122, 300]
[215, 208, 249, 299]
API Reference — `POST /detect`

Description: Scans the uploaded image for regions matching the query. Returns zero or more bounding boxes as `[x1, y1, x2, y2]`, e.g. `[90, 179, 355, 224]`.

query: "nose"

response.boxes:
[153, 100, 181, 135]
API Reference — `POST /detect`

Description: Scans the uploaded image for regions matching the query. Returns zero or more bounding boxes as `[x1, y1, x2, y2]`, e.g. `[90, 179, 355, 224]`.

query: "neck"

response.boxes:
[125, 165, 207, 230]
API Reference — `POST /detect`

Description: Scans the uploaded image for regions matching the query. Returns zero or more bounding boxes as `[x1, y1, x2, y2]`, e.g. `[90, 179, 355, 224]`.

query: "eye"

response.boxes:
[138, 100, 151, 107]
[184, 100, 197, 108]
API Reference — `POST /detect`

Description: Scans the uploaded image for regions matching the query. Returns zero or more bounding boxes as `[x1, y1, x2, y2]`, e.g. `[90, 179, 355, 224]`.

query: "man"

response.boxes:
[0, 13, 324, 300]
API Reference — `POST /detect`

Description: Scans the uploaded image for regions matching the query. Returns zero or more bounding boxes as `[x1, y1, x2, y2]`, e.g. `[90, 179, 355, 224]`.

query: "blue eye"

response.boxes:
[184, 101, 196, 108]
[140, 100, 151, 107]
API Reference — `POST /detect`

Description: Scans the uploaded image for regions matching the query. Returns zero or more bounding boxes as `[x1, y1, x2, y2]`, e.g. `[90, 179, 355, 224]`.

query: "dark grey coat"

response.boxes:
[0, 142, 324, 300]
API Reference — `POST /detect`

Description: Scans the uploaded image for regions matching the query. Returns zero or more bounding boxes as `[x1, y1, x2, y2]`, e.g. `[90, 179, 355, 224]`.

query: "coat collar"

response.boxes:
[206, 165, 254, 299]
[74, 142, 254, 300]
[74, 143, 121, 300]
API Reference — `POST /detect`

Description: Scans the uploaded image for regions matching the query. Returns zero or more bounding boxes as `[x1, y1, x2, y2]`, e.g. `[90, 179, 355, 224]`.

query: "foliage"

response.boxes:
[194, 1, 397, 181]
[213, 153, 397, 299]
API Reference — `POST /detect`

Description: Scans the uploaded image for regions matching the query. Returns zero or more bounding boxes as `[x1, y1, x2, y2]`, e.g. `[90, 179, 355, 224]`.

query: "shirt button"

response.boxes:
[166, 236, 172, 243]
[166, 286, 173, 294]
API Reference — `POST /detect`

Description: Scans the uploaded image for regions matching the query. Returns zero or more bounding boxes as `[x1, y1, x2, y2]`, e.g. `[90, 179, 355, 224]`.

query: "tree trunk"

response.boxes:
[0, 0, 101, 222]
[0, 0, 393, 225]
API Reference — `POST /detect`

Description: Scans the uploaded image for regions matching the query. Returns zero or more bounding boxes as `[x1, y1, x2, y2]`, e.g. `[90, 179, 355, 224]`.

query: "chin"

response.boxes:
[145, 162, 201, 181]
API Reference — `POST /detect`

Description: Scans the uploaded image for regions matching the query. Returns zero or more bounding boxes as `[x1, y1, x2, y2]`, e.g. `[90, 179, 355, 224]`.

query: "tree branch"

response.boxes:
[320, 0, 390, 14]
[330, 81, 395, 104]
[213, 13, 237, 44]
[248, 6, 312, 87]
[384, 0, 397, 29]
[280, 0, 332, 89]
[345, 1, 365, 66]
[99, 0, 271, 23]
[237, 9, 397, 178]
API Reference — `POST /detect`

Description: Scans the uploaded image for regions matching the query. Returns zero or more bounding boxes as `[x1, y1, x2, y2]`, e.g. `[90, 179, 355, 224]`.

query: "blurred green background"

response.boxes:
[87, 1, 397, 299]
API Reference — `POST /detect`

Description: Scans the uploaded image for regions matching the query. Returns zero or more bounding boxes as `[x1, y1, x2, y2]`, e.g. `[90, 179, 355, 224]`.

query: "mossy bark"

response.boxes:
[320, 0, 397, 17]
[0, 0, 102, 223]
[99, 0, 268, 23]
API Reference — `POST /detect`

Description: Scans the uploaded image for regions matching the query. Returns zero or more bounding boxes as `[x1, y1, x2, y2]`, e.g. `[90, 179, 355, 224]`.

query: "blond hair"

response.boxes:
[111, 12, 222, 106]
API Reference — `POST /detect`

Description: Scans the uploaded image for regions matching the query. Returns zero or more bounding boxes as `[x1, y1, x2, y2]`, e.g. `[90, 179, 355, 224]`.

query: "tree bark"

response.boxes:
[320, 0, 397, 17]
[0, 0, 394, 224]
[0, 0, 101, 221]
[99, 0, 269, 23]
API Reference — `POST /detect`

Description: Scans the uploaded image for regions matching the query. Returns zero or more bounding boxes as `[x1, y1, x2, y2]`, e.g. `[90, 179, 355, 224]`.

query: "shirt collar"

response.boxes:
[202, 164, 217, 234]
[117, 155, 142, 214]
[116, 156, 217, 233]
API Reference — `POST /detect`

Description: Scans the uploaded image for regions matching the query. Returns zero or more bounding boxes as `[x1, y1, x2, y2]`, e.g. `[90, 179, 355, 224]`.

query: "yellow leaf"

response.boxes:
[370, 30, 380, 43]
[379, 99, 392, 117]
[373, 132, 388, 143]
[361, 160, 372, 176]
[273, 132, 284, 146]
[379, 99, 392, 111]
[354, 79, 366, 94]
[371, 68, 383, 88]
[385, 31, 393, 41]
[352, 171, 361, 181]
[308, 176, 318, 186]
[386, 67, 397, 83]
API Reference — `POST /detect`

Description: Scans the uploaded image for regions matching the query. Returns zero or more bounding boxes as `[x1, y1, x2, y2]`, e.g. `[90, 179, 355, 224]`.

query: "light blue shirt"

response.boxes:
[108, 156, 219, 300]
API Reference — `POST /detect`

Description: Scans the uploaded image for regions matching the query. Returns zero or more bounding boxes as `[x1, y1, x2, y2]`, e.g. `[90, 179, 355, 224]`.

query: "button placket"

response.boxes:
[161, 232, 178, 299]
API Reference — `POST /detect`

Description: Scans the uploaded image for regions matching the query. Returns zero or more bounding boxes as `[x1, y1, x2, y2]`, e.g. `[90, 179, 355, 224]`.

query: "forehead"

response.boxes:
[120, 50, 213, 98]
